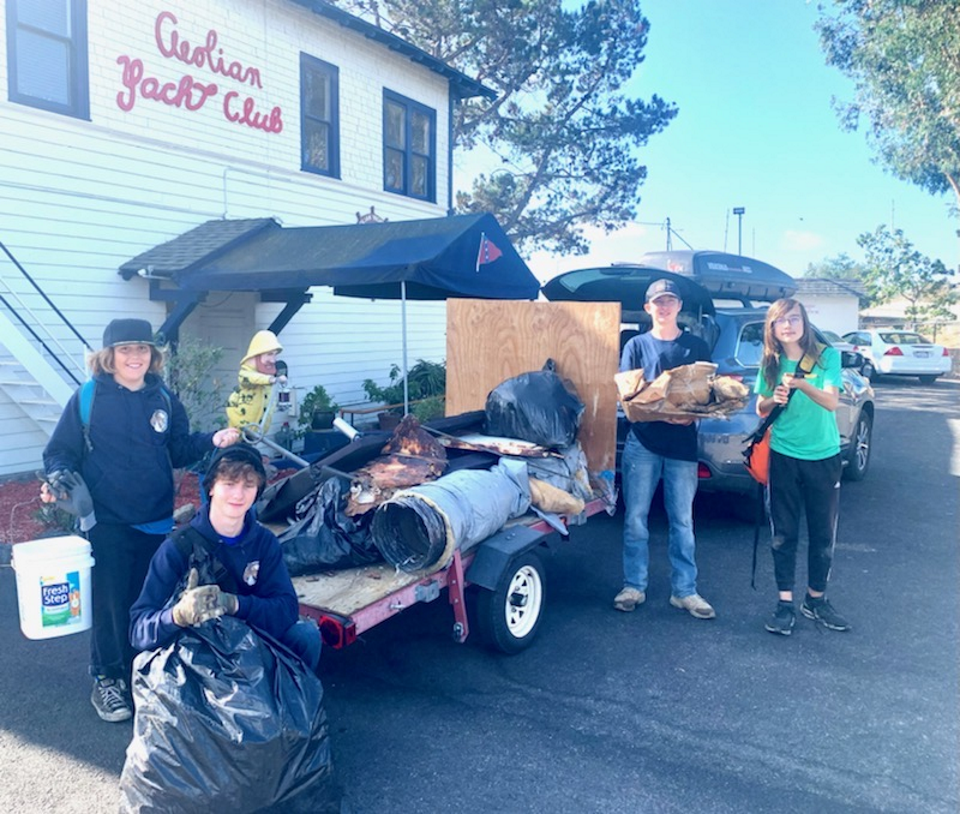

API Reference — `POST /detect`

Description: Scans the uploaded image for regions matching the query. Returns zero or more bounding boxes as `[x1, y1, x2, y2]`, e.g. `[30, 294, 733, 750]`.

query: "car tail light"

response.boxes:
[697, 462, 711, 479]
[943, 348, 951, 357]
[884, 347, 903, 356]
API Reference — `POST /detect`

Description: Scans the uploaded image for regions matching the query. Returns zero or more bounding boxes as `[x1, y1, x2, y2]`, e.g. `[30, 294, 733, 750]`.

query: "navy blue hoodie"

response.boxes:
[129, 507, 299, 651]
[43, 372, 214, 526]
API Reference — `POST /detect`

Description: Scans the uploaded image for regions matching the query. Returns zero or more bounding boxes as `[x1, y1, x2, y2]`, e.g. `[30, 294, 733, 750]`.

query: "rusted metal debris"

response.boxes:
[346, 415, 447, 516]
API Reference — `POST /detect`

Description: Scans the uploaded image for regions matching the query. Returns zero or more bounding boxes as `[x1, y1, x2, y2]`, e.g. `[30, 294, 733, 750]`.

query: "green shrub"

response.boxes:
[298, 384, 339, 432]
[164, 335, 225, 431]
[362, 359, 446, 410]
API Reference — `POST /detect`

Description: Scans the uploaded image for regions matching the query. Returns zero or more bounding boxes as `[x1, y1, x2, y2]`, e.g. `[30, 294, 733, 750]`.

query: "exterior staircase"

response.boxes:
[0, 248, 89, 476]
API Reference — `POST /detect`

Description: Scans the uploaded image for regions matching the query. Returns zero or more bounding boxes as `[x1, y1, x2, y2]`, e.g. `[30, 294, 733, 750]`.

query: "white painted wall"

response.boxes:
[0, 0, 459, 476]
[794, 295, 860, 336]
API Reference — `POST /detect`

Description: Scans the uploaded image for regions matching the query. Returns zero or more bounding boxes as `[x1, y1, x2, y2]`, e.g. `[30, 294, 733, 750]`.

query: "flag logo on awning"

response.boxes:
[475, 232, 503, 272]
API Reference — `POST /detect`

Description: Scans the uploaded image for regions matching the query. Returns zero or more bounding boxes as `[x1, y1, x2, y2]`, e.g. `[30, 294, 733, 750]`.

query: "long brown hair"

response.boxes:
[760, 298, 820, 391]
[87, 345, 166, 377]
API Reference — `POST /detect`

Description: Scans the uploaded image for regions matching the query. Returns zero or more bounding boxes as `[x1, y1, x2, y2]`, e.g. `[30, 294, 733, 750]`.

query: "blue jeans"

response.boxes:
[621, 433, 699, 597]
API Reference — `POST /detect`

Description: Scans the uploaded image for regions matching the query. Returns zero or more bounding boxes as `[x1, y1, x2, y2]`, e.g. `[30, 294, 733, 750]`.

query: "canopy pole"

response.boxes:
[401, 279, 409, 414]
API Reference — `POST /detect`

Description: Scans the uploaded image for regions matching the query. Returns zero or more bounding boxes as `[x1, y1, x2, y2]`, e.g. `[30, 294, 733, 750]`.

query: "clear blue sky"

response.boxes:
[472, 0, 959, 282]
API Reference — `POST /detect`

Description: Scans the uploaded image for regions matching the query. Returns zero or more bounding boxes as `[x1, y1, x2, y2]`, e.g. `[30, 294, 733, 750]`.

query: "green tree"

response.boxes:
[336, 0, 677, 254]
[815, 0, 960, 209]
[804, 252, 864, 281]
[857, 225, 957, 327]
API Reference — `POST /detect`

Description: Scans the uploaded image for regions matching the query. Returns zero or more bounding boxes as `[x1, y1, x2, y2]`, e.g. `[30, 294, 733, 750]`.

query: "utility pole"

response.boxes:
[665, 217, 672, 251]
[732, 207, 745, 255]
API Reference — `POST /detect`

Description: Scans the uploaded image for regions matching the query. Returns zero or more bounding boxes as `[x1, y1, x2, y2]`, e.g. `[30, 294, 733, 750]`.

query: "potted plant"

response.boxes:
[298, 383, 339, 432]
[362, 359, 446, 429]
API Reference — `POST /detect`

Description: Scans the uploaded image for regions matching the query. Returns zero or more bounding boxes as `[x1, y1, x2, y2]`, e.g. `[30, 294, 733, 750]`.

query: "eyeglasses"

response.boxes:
[773, 315, 803, 328]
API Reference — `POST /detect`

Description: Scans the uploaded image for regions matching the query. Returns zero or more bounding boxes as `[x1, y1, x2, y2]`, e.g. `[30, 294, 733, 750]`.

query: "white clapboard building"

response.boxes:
[0, 0, 509, 477]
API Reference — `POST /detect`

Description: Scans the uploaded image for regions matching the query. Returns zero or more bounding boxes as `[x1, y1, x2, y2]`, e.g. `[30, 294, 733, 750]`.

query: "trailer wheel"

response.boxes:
[475, 550, 546, 654]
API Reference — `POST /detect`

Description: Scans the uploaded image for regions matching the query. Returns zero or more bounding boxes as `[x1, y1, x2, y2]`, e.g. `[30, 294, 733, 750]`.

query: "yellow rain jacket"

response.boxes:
[226, 331, 283, 430]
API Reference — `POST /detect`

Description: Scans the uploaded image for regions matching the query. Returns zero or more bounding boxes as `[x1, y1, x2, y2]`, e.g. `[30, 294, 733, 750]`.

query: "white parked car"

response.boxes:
[842, 329, 952, 384]
[823, 331, 875, 379]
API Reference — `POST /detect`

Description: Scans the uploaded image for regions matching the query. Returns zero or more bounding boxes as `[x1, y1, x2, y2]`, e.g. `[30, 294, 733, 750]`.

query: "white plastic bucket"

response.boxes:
[12, 535, 95, 640]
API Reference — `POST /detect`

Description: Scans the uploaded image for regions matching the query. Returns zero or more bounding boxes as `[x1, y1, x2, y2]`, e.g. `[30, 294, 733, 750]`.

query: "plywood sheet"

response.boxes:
[292, 564, 420, 616]
[446, 299, 620, 472]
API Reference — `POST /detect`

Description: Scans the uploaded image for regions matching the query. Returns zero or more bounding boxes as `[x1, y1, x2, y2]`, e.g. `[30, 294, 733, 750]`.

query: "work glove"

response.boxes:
[171, 568, 224, 627]
[200, 585, 240, 624]
[47, 470, 97, 532]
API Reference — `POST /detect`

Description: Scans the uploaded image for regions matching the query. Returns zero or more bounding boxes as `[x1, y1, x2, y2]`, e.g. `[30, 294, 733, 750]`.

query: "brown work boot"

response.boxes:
[670, 593, 716, 620]
[613, 587, 646, 612]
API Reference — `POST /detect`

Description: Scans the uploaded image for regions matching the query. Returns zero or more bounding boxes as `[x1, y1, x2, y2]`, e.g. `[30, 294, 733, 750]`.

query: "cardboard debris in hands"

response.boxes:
[615, 362, 750, 422]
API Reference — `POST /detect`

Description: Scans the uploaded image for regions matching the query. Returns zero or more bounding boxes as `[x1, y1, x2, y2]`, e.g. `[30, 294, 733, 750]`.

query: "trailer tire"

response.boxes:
[475, 550, 546, 654]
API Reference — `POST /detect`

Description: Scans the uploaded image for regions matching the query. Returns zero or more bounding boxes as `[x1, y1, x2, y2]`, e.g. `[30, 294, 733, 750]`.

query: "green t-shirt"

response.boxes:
[754, 346, 842, 460]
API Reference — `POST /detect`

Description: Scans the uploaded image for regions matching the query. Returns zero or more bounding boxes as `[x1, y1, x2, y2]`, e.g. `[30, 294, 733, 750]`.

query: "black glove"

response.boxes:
[48, 470, 97, 531]
[171, 568, 224, 627]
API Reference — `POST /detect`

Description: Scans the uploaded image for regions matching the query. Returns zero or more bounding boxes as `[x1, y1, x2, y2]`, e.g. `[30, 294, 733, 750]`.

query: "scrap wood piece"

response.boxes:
[615, 363, 750, 422]
[434, 431, 561, 458]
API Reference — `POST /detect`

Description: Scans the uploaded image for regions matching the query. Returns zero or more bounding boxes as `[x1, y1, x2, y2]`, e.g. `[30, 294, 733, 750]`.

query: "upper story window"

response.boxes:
[6, 0, 89, 119]
[300, 53, 340, 178]
[383, 90, 435, 201]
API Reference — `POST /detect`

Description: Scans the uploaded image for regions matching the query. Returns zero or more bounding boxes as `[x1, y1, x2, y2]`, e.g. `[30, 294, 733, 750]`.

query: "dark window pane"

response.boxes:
[18, 0, 71, 36]
[17, 31, 70, 104]
[410, 155, 428, 197]
[304, 71, 329, 119]
[303, 122, 329, 170]
[385, 102, 405, 148]
[410, 110, 431, 154]
[385, 149, 404, 191]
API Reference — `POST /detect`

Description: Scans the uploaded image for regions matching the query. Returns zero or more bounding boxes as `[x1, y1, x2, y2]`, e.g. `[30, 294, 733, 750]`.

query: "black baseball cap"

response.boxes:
[205, 443, 267, 499]
[645, 279, 682, 303]
[102, 318, 156, 347]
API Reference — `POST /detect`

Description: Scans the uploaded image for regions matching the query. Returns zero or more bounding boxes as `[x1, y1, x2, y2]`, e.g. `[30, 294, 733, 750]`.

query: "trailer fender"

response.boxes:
[466, 525, 557, 591]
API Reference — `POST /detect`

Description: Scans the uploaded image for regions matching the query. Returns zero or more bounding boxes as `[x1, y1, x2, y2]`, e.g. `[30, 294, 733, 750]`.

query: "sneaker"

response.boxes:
[613, 587, 646, 612]
[765, 601, 796, 636]
[669, 593, 716, 620]
[801, 597, 851, 631]
[91, 677, 133, 723]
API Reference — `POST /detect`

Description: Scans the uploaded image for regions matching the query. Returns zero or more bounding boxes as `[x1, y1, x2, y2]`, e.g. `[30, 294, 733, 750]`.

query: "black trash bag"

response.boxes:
[119, 557, 340, 813]
[281, 477, 381, 575]
[484, 359, 584, 449]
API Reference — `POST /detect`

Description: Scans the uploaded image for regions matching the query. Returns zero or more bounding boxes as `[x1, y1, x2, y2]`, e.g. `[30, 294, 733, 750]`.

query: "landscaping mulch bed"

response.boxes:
[0, 472, 204, 545]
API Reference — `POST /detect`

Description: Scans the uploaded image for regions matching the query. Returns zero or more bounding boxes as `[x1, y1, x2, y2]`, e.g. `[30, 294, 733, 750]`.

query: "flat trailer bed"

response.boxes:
[290, 497, 608, 654]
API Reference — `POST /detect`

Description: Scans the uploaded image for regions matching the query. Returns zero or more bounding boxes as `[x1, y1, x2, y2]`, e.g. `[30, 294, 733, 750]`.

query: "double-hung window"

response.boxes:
[6, 0, 89, 119]
[300, 53, 340, 178]
[383, 90, 435, 201]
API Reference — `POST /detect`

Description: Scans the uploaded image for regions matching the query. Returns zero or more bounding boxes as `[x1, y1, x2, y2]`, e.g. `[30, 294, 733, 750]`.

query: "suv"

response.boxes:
[542, 265, 875, 501]
[693, 307, 874, 498]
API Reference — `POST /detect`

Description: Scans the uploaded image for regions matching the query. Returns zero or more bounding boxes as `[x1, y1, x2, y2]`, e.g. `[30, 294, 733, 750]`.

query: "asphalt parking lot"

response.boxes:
[0, 378, 957, 813]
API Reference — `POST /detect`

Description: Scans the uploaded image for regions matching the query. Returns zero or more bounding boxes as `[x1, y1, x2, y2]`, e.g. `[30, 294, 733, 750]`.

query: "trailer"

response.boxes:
[280, 297, 622, 655]
[289, 496, 609, 654]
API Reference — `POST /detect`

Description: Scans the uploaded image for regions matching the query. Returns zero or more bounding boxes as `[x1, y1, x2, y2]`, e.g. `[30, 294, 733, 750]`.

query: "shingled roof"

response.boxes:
[118, 219, 279, 278]
[796, 277, 866, 298]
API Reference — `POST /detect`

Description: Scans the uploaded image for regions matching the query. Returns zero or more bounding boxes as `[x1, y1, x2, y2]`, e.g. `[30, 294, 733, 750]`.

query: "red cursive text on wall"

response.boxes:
[116, 55, 218, 113]
[155, 11, 262, 89]
[223, 91, 283, 134]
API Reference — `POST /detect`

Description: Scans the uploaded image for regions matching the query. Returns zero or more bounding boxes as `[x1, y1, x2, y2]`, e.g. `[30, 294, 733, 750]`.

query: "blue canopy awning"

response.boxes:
[161, 212, 537, 301]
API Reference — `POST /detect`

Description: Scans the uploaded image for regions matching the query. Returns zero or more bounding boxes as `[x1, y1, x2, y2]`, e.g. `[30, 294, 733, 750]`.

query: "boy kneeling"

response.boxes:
[130, 444, 320, 671]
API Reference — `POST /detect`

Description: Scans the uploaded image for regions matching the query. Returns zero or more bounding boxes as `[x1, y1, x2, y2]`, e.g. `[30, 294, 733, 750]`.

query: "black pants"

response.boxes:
[768, 451, 842, 594]
[88, 523, 163, 680]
